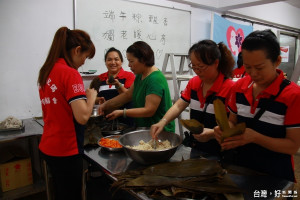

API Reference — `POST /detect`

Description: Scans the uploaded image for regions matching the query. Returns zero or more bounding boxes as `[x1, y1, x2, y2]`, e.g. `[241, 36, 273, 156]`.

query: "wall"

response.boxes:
[0, 0, 73, 120]
[229, 0, 300, 62]
[230, 2, 300, 29]
[0, 0, 299, 121]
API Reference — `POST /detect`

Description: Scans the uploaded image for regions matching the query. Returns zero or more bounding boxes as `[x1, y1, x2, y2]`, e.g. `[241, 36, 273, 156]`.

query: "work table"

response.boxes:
[1, 119, 293, 200]
[84, 144, 294, 200]
[0, 118, 45, 200]
[0, 118, 43, 143]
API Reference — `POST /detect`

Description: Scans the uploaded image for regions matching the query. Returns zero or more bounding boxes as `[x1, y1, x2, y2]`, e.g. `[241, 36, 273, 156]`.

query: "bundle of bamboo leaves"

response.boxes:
[111, 158, 244, 199]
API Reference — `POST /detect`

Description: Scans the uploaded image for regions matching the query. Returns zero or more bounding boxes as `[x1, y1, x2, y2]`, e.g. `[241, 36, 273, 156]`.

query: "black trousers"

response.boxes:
[40, 151, 83, 200]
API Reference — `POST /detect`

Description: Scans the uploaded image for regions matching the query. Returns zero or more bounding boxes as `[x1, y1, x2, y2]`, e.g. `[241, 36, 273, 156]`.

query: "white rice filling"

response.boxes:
[126, 139, 172, 151]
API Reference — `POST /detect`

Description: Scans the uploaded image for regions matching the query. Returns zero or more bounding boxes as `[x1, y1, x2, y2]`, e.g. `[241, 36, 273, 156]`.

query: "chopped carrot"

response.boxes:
[99, 138, 122, 148]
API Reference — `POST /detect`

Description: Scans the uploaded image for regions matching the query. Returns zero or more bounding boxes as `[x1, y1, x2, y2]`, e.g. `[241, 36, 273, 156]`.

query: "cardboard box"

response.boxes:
[0, 158, 33, 192]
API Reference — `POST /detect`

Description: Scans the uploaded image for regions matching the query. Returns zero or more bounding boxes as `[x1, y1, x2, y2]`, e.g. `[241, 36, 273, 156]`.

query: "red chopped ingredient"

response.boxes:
[99, 138, 122, 148]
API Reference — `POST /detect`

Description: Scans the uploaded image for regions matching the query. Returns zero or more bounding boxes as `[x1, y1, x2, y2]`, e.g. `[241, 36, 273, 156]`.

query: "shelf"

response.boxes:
[80, 74, 98, 77]
[0, 121, 46, 200]
[0, 180, 45, 200]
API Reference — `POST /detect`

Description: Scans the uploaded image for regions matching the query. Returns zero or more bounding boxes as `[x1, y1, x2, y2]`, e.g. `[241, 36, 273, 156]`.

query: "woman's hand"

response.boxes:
[105, 110, 123, 120]
[98, 101, 106, 116]
[95, 97, 106, 105]
[192, 128, 215, 142]
[86, 88, 97, 103]
[106, 78, 120, 87]
[150, 120, 166, 139]
[220, 128, 257, 150]
[71, 88, 97, 125]
[213, 126, 223, 144]
[98, 97, 106, 104]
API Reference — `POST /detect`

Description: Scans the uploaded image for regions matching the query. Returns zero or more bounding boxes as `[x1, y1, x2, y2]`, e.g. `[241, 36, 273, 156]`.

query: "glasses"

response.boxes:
[188, 63, 208, 71]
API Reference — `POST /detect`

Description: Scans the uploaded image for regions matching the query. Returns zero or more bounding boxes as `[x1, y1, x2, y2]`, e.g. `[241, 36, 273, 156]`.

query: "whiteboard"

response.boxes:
[75, 0, 191, 73]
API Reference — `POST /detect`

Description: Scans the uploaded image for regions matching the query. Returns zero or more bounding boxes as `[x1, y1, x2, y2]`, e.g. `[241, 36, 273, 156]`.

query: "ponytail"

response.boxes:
[38, 27, 95, 88]
[188, 40, 234, 78]
[217, 42, 235, 78]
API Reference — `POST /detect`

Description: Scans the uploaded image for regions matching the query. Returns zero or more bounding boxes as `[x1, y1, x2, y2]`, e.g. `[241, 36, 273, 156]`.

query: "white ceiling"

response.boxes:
[168, 0, 300, 12]
[286, 0, 300, 9]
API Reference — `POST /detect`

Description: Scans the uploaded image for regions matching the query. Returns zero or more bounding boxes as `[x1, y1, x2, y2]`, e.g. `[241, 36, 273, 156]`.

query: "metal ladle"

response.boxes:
[111, 119, 119, 130]
[111, 119, 115, 130]
[151, 139, 162, 150]
[153, 139, 157, 149]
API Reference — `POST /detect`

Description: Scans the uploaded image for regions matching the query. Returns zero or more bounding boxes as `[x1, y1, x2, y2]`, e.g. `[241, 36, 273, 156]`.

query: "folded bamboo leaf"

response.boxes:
[180, 119, 204, 133]
[108, 75, 115, 83]
[159, 188, 173, 196]
[89, 77, 101, 91]
[222, 123, 246, 141]
[213, 99, 230, 131]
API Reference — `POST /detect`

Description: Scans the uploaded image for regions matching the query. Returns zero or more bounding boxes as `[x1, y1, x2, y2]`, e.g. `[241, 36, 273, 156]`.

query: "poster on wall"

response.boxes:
[211, 13, 253, 58]
[280, 46, 289, 62]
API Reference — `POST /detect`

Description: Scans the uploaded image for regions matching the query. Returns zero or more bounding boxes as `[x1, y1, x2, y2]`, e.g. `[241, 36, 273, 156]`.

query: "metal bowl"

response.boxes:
[91, 105, 100, 117]
[119, 130, 182, 165]
[98, 135, 123, 152]
[101, 130, 122, 136]
[100, 121, 129, 136]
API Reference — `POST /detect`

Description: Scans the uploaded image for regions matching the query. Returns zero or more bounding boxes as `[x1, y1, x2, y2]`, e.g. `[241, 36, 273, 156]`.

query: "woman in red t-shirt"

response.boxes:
[37, 27, 97, 200]
[91, 47, 135, 125]
[91, 47, 135, 103]
[232, 52, 247, 79]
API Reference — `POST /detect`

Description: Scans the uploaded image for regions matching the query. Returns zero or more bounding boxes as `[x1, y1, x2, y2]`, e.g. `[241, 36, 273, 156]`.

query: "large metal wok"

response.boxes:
[119, 130, 182, 165]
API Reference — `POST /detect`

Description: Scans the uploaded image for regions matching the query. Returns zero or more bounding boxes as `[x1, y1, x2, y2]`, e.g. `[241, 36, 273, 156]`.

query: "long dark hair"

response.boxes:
[237, 52, 243, 68]
[188, 40, 234, 78]
[38, 27, 95, 88]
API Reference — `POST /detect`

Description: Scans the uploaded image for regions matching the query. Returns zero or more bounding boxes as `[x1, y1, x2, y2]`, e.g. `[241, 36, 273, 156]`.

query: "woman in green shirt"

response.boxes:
[98, 41, 175, 132]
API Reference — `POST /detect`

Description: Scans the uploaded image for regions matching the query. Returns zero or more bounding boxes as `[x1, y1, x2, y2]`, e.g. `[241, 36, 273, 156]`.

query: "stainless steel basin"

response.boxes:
[119, 130, 182, 165]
